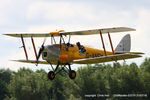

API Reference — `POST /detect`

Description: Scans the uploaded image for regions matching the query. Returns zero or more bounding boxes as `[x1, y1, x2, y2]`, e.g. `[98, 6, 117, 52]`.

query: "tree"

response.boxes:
[140, 58, 150, 72]
[0, 69, 13, 100]
[49, 72, 67, 100]
[8, 68, 51, 100]
[66, 65, 107, 100]
[140, 58, 150, 99]
[1, 58, 150, 100]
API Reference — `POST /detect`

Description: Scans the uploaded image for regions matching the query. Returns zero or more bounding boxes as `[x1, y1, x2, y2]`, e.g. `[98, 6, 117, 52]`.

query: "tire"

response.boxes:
[69, 70, 76, 79]
[48, 71, 55, 80]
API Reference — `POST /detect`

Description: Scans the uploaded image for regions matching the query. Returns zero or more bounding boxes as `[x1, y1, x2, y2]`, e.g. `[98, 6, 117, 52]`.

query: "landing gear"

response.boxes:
[47, 63, 76, 80]
[68, 64, 76, 79]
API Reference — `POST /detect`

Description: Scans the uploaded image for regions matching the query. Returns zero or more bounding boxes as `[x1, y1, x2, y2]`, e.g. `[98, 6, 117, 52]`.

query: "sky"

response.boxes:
[1, 0, 150, 71]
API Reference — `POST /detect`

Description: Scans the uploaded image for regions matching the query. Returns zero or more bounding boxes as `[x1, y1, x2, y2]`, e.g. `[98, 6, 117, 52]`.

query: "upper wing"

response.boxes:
[60, 27, 135, 35]
[4, 33, 51, 38]
[72, 54, 142, 64]
[4, 27, 135, 38]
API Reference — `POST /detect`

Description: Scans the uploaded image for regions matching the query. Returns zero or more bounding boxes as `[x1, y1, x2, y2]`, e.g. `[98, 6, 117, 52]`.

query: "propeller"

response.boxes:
[36, 38, 46, 65]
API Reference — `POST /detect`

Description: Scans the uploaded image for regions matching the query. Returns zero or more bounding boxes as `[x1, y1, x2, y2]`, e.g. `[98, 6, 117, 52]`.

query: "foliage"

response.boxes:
[1, 58, 150, 100]
[0, 69, 13, 100]
[8, 68, 51, 100]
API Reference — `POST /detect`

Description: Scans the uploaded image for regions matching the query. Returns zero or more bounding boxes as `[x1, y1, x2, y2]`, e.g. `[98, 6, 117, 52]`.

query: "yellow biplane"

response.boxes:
[4, 27, 144, 80]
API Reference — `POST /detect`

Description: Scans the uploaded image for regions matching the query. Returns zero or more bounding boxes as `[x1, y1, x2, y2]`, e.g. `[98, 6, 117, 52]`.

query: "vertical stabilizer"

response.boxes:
[115, 34, 131, 53]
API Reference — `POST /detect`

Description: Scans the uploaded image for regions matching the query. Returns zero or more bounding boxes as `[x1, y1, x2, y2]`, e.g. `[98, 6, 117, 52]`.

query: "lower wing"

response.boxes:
[72, 54, 142, 64]
[11, 54, 142, 65]
[11, 60, 57, 65]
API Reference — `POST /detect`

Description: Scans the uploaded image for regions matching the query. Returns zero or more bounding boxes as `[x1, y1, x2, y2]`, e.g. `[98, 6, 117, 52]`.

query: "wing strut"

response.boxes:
[100, 31, 107, 56]
[108, 32, 115, 55]
[21, 35, 28, 60]
[31, 37, 38, 60]
[60, 35, 62, 49]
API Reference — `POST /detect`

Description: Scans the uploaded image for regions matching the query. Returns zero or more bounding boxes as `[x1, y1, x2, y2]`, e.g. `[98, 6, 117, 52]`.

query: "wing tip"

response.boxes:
[3, 33, 12, 35]
[3, 34, 18, 37]
[119, 27, 136, 31]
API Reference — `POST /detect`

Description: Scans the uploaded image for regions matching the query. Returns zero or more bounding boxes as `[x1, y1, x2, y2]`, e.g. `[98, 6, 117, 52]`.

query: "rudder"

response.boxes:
[115, 34, 131, 52]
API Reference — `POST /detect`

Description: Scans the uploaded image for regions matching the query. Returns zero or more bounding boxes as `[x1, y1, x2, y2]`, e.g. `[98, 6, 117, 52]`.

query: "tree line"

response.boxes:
[0, 58, 150, 100]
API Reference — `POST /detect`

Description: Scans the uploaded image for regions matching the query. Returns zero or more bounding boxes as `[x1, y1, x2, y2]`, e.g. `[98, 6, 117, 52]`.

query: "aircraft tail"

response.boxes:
[115, 34, 131, 53]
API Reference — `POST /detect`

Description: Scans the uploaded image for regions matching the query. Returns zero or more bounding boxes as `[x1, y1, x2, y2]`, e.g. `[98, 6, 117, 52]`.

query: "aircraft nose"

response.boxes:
[42, 45, 61, 61]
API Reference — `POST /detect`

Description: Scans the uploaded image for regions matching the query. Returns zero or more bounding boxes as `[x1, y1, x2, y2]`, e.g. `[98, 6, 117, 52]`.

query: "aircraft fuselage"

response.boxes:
[42, 44, 113, 64]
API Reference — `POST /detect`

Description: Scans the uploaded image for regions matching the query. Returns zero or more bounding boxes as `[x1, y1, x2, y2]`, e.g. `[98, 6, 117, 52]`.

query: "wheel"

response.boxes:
[48, 71, 55, 80]
[69, 70, 76, 79]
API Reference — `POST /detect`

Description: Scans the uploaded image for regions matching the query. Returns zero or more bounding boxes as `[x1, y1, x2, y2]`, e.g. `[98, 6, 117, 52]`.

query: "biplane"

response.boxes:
[4, 27, 144, 80]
